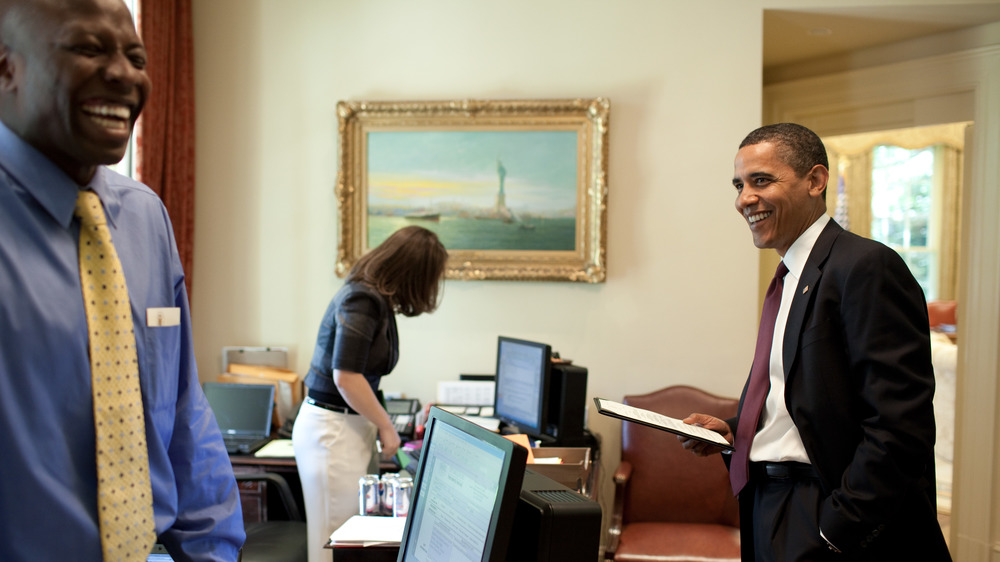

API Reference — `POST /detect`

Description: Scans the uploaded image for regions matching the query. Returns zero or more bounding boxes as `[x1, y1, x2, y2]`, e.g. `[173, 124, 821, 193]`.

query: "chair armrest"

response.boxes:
[604, 461, 633, 560]
[235, 472, 304, 522]
[613, 461, 633, 485]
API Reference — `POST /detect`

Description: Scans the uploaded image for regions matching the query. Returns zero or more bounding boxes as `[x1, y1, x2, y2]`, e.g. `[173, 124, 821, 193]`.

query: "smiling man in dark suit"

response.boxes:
[679, 123, 951, 561]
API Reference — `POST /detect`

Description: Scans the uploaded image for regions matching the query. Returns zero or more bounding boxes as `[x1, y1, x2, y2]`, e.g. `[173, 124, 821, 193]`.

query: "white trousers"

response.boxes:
[292, 400, 377, 562]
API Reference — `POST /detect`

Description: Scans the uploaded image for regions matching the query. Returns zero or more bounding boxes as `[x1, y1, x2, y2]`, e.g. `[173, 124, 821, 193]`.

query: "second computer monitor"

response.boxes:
[493, 336, 551, 440]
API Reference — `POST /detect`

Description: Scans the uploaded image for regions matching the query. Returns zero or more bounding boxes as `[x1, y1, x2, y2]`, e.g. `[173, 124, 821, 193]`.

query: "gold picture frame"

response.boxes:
[336, 98, 609, 282]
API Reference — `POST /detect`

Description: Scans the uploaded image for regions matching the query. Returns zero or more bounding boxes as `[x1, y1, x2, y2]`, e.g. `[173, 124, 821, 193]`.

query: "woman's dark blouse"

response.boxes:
[302, 282, 398, 408]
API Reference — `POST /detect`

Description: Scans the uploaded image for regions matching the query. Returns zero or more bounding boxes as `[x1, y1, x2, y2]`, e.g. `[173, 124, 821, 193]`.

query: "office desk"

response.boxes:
[230, 447, 402, 524]
[328, 544, 398, 561]
[230, 452, 302, 523]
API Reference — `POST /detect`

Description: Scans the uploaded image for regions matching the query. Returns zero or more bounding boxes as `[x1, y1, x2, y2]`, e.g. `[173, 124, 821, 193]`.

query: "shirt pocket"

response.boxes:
[139, 312, 182, 413]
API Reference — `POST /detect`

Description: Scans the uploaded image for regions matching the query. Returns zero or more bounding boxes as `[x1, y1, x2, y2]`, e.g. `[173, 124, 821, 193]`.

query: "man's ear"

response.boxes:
[807, 164, 830, 199]
[0, 46, 15, 92]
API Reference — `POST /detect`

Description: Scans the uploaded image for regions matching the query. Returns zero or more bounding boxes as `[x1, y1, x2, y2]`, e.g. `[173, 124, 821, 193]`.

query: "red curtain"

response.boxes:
[137, 0, 197, 300]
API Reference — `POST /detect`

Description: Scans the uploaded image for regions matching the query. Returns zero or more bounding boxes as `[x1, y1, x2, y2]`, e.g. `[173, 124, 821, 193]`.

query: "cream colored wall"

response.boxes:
[191, 0, 764, 497]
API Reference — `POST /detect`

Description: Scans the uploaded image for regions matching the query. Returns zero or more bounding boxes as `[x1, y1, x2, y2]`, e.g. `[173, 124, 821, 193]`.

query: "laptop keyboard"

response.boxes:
[223, 436, 269, 455]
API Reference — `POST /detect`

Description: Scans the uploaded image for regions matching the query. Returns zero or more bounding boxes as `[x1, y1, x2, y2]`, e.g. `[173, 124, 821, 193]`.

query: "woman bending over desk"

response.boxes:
[292, 226, 448, 562]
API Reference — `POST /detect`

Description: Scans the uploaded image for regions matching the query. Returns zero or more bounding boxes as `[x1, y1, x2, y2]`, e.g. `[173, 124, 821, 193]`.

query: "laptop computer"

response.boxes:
[147, 543, 174, 561]
[203, 382, 275, 455]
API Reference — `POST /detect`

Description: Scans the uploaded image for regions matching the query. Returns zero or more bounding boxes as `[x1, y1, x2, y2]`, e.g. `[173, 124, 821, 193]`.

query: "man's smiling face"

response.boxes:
[0, 0, 150, 185]
[732, 141, 827, 256]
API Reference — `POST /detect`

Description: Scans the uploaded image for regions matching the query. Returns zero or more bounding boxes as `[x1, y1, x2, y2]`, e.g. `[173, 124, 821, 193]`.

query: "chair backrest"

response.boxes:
[621, 385, 739, 527]
[927, 300, 957, 328]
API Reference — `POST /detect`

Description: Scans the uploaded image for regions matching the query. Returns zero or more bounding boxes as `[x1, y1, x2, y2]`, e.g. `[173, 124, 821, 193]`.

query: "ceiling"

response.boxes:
[763, 4, 1000, 69]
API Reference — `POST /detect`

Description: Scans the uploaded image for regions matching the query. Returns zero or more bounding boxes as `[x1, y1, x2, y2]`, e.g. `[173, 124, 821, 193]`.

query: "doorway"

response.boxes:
[824, 123, 968, 534]
[762, 33, 1000, 553]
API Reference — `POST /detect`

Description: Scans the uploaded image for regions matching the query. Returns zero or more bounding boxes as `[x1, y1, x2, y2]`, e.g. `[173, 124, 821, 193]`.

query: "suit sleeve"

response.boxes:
[815, 243, 937, 552]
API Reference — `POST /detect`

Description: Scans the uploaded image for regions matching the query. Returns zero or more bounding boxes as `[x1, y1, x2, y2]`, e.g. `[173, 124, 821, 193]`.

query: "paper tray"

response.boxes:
[529, 447, 591, 492]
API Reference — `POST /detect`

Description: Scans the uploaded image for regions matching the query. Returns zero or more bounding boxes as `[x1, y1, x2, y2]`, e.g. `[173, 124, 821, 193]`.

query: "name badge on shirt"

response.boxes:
[146, 307, 181, 327]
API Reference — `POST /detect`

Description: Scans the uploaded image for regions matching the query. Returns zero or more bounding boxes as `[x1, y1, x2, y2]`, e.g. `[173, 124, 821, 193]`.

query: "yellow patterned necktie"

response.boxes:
[76, 190, 156, 561]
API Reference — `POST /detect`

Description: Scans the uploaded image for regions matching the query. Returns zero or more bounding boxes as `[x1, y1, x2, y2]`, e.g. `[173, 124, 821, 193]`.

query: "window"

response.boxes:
[825, 123, 967, 302]
[109, 0, 139, 180]
[870, 145, 937, 298]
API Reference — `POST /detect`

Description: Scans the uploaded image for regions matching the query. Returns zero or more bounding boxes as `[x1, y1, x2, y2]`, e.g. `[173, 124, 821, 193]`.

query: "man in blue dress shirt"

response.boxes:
[0, 0, 244, 559]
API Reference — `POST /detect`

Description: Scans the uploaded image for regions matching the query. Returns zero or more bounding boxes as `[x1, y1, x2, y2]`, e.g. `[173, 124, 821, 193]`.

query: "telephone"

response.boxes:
[386, 398, 421, 439]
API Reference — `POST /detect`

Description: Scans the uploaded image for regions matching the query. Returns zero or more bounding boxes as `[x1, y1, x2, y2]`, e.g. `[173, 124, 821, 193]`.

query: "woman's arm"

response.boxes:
[333, 369, 400, 459]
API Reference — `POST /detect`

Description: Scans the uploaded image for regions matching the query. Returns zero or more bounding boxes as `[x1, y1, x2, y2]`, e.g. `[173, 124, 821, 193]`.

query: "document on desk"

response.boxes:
[253, 438, 295, 458]
[594, 398, 734, 451]
[436, 380, 495, 406]
[329, 515, 405, 546]
[461, 415, 502, 433]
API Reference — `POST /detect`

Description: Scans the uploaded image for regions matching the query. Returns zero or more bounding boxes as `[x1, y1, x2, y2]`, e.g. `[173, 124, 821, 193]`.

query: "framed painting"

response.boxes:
[335, 98, 609, 282]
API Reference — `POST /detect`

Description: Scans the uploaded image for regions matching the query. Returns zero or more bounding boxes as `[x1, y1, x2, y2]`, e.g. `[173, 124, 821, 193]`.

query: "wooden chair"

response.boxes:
[605, 385, 741, 562]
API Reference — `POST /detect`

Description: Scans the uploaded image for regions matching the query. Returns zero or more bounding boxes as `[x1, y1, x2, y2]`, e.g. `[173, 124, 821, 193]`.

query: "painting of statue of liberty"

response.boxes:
[366, 130, 578, 251]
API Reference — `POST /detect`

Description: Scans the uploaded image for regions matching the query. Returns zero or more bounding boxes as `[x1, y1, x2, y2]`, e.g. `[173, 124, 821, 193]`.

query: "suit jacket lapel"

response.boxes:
[782, 220, 843, 377]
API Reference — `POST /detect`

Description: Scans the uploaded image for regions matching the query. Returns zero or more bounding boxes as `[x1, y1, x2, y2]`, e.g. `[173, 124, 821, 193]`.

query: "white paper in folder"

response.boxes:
[436, 380, 495, 406]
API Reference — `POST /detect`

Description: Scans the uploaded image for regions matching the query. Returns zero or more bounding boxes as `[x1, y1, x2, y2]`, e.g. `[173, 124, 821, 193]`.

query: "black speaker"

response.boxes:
[543, 363, 588, 444]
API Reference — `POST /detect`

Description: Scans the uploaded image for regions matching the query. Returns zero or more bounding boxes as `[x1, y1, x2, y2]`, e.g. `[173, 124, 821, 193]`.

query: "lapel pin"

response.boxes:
[802, 285, 810, 294]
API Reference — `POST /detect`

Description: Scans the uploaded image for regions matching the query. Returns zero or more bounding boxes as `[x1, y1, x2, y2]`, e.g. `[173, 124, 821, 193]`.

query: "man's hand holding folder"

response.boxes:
[593, 398, 734, 453]
[675, 413, 733, 456]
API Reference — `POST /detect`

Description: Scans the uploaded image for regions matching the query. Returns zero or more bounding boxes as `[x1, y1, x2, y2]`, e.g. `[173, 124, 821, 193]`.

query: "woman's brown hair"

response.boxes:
[347, 225, 448, 317]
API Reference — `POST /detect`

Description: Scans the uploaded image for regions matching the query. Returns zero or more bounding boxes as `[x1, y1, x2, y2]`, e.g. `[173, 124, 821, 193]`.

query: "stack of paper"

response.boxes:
[328, 515, 405, 547]
[436, 380, 495, 406]
[253, 439, 294, 458]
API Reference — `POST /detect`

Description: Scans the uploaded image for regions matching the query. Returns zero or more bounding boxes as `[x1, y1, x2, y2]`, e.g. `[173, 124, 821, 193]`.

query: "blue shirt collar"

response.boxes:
[0, 120, 120, 229]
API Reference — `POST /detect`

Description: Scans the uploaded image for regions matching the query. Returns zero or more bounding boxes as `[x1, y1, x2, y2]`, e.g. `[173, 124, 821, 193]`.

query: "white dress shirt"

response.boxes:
[750, 214, 831, 464]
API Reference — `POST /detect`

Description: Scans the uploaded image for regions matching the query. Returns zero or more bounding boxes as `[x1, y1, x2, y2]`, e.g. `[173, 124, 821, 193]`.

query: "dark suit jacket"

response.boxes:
[733, 220, 950, 560]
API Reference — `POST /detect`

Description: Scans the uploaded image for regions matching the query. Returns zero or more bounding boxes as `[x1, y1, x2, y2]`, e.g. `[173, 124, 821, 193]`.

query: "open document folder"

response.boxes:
[328, 515, 405, 547]
[594, 397, 735, 451]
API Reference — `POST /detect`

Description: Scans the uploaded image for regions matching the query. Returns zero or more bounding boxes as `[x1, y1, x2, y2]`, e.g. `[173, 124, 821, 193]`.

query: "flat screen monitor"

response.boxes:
[202, 382, 275, 438]
[493, 336, 551, 439]
[398, 407, 528, 562]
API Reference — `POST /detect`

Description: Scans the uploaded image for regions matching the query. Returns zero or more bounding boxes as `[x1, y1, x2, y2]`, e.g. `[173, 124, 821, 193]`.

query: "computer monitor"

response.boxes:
[397, 406, 528, 562]
[147, 544, 174, 561]
[493, 336, 551, 440]
[202, 382, 274, 438]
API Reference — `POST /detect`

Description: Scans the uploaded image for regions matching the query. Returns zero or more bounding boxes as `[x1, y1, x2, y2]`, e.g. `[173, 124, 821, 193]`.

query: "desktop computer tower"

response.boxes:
[543, 363, 588, 444]
[508, 469, 602, 561]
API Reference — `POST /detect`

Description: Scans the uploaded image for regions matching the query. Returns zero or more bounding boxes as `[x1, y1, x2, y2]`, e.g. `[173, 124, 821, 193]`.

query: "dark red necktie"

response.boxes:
[730, 261, 788, 495]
